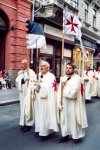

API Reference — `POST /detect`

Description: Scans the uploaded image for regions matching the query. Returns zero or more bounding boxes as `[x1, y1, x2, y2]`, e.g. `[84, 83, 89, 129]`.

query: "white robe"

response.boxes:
[33, 72, 59, 136]
[16, 69, 36, 126]
[82, 70, 93, 100]
[91, 71, 97, 97]
[95, 71, 100, 97]
[57, 74, 88, 139]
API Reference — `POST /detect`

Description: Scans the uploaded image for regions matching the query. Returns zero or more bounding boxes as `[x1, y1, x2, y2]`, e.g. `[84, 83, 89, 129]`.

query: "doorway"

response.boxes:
[0, 30, 7, 70]
[0, 9, 9, 70]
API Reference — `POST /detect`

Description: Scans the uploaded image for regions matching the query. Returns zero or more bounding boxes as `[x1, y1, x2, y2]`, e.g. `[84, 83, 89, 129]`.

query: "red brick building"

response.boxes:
[0, 0, 32, 85]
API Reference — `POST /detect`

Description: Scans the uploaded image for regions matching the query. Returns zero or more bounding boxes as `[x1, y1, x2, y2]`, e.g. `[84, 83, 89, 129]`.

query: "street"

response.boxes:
[0, 88, 19, 104]
[0, 98, 100, 150]
[0, 88, 18, 100]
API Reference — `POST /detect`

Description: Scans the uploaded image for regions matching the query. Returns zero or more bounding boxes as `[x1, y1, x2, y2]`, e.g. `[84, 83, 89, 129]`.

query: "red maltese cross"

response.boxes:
[81, 83, 84, 96]
[52, 80, 57, 92]
[86, 71, 88, 76]
[65, 15, 78, 33]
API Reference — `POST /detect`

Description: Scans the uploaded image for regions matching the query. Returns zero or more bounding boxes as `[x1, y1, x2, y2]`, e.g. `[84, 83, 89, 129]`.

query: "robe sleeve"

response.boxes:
[31, 85, 37, 100]
[15, 72, 23, 92]
[82, 71, 89, 80]
[24, 69, 36, 121]
[63, 79, 79, 99]
[95, 72, 98, 78]
[29, 69, 36, 100]
[39, 84, 49, 99]
[95, 72, 100, 80]
[75, 77, 88, 128]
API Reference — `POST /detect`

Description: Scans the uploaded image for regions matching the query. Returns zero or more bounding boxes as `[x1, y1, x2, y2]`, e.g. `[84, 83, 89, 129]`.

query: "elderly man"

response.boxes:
[82, 65, 94, 103]
[57, 62, 88, 143]
[16, 59, 36, 132]
[32, 61, 59, 138]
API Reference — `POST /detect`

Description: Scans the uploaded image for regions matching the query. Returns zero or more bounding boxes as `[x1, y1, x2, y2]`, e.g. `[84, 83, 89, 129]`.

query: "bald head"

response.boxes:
[21, 59, 28, 70]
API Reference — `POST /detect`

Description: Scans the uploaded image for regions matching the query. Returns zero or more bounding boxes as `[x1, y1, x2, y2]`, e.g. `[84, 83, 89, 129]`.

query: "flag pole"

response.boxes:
[26, 14, 30, 86]
[60, 7, 65, 106]
[36, 39, 39, 80]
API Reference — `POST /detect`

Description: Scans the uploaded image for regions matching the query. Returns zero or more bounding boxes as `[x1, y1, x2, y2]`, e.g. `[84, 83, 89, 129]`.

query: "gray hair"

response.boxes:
[40, 61, 50, 69]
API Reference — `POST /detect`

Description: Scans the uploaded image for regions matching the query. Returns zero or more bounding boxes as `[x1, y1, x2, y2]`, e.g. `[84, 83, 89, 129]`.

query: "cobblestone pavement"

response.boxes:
[0, 97, 100, 150]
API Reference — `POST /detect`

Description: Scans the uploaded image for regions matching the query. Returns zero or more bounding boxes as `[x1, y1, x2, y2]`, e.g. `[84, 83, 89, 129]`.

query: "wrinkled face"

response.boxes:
[66, 64, 74, 75]
[21, 61, 27, 70]
[40, 63, 48, 74]
[98, 67, 100, 72]
[86, 66, 90, 71]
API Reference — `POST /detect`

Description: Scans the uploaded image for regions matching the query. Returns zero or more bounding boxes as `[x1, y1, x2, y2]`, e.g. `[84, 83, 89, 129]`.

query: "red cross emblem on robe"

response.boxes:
[92, 75, 95, 78]
[86, 71, 88, 76]
[52, 80, 57, 92]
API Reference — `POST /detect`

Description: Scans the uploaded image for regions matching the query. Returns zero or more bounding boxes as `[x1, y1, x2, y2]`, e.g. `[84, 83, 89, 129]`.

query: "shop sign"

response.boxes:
[76, 39, 95, 49]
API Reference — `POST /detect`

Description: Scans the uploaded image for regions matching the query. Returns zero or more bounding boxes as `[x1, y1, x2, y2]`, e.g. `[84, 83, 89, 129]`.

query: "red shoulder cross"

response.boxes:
[86, 71, 88, 76]
[52, 80, 57, 92]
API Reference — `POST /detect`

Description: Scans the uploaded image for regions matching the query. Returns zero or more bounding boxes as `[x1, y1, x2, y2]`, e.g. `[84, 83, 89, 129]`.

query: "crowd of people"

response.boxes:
[15, 59, 89, 143]
[15, 58, 100, 143]
[0, 70, 11, 89]
[82, 65, 100, 103]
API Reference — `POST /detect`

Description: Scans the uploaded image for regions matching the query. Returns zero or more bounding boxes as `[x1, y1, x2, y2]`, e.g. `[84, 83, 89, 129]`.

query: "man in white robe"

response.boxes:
[16, 59, 36, 132]
[82, 66, 94, 103]
[57, 62, 88, 143]
[32, 61, 59, 137]
[95, 66, 100, 98]
[91, 70, 97, 97]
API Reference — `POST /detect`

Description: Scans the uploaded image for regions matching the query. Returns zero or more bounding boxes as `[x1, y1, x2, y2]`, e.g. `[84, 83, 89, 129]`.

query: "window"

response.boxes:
[93, 9, 96, 27]
[84, 2, 88, 22]
[73, 0, 78, 9]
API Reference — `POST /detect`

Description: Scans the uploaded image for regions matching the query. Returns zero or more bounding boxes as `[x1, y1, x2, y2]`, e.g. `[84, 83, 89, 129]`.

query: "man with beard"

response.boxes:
[57, 62, 88, 143]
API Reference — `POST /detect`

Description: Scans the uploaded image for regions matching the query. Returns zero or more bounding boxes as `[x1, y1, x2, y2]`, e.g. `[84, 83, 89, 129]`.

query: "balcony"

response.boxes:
[83, 21, 91, 27]
[35, 3, 63, 26]
[93, 26, 98, 32]
[90, 0, 100, 10]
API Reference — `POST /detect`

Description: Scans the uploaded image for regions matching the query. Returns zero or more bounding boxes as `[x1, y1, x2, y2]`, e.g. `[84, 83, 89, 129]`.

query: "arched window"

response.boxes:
[0, 9, 9, 31]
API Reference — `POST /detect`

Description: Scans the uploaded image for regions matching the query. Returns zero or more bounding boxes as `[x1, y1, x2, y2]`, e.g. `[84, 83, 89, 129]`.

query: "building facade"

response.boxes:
[0, 0, 32, 85]
[35, 0, 100, 75]
[33, 0, 80, 81]
[72, 0, 100, 75]
[1, 0, 100, 85]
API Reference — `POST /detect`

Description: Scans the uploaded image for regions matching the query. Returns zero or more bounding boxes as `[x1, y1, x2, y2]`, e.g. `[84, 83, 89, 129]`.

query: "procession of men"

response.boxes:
[15, 58, 100, 144]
